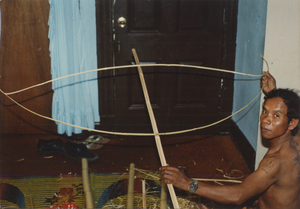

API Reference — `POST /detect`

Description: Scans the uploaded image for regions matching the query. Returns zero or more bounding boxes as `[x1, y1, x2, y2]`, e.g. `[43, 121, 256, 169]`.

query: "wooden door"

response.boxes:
[0, 0, 54, 134]
[96, 0, 238, 135]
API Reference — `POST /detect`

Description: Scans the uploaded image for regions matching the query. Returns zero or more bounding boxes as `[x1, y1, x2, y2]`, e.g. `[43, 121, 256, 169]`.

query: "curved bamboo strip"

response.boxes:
[0, 87, 261, 136]
[0, 55, 267, 136]
[4, 64, 262, 96]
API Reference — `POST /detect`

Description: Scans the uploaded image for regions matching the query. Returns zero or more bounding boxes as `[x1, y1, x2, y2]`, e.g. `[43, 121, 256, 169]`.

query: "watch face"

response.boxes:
[190, 180, 198, 193]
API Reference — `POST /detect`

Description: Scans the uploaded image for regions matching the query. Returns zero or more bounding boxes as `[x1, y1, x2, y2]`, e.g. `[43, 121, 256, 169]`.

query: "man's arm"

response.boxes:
[160, 155, 280, 205]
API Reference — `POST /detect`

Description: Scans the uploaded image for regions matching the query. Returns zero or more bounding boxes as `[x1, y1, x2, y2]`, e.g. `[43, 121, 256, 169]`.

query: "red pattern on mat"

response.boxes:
[46, 203, 79, 209]
[45, 184, 83, 207]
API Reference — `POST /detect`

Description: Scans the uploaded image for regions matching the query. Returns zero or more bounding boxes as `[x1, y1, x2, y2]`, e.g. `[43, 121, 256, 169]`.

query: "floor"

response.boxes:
[0, 134, 251, 180]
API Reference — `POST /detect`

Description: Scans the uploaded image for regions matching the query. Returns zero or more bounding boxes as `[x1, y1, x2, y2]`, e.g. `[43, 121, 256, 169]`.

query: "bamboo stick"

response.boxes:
[29, 195, 34, 209]
[132, 48, 180, 209]
[82, 158, 94, 209]
[142, 179, 146, 209]
[160, 180, 168, 209]
[193, 178, 242, 184]
[127, 163, 135, 209]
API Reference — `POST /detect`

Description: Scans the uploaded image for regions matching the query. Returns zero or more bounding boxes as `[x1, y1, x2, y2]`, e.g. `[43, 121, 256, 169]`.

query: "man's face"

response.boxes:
[260, 97, 290, 139]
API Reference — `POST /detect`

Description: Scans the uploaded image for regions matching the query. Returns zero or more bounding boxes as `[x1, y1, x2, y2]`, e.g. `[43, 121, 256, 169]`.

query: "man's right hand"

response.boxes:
[261, 71, 276, 94]
[160, 166, 192, 192]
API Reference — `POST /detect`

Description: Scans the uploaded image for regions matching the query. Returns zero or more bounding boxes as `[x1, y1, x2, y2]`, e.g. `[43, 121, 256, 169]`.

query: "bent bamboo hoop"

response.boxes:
[0, 55, 266, 137]
[132, 48, 180, 209]
[82, 158, 94, 209]
[4, 64, 262, 96]
[0, 86, 261, 137]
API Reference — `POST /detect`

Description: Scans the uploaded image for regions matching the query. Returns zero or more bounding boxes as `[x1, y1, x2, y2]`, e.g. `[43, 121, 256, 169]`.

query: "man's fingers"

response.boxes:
[164, 166, 181, 172]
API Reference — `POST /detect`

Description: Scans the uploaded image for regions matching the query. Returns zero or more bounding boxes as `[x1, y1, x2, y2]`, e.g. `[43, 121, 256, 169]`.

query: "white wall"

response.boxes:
[255, 0, 300, 168]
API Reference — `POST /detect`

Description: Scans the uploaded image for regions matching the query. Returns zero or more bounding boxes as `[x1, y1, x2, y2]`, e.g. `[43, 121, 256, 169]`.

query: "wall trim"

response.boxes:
[227, 119, 256, 171]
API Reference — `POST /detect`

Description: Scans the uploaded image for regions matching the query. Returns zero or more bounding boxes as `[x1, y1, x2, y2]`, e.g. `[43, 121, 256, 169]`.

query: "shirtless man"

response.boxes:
[160, 72, 300, 209]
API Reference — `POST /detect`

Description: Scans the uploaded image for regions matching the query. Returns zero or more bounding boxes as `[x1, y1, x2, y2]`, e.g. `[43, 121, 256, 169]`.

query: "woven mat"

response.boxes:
[0, 172, 164, 209]
[0, 175, 85, 208]
[0, 173, 256, 209]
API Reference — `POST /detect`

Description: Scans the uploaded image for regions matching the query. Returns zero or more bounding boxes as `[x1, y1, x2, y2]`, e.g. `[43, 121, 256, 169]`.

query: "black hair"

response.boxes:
[264, 88, 300, 136]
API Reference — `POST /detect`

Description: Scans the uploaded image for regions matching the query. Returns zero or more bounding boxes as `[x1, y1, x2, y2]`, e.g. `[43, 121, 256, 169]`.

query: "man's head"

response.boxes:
[262, 88, 300, 136]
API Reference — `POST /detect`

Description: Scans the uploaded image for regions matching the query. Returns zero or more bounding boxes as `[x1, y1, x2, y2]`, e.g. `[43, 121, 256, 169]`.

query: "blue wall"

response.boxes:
[232, 0, 268, 149]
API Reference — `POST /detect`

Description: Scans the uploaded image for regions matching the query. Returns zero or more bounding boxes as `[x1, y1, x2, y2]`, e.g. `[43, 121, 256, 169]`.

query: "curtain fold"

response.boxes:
[48, 0, 100, 136]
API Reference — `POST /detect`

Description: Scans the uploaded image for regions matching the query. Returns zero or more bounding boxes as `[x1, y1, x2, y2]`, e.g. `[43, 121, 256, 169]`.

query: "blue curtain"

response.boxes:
[48, 0, 100, 136]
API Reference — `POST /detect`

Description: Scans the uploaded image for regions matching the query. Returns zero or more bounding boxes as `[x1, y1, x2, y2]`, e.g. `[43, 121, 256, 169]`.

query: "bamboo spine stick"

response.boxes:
[82, 158, 94, 209]
[132, 48, 180, 209]
[160, 180, 168, 209]
[142, 179, 146, 209]
[127, 163, 135, 209]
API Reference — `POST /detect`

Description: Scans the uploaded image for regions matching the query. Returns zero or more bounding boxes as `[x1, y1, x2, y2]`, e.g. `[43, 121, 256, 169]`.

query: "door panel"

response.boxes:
[97, 0, 238, 134]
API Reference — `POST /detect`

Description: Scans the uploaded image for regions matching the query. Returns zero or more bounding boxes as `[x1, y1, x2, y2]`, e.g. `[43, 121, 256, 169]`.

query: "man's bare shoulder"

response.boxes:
[266, 136, 300, 165]
[293, 130, 300, 146]
[257, 153, 282, 177]
[258, 140, 298, 176]
[289, 136, 300, 167]
[258, 142, 300, 209]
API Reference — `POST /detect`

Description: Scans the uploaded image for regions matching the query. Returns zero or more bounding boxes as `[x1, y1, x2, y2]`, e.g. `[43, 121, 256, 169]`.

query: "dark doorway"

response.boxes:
[96, 0, 238, 135]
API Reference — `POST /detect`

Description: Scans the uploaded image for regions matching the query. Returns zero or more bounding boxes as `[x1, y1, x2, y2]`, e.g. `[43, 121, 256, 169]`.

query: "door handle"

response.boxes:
[117, 17, 126, 28]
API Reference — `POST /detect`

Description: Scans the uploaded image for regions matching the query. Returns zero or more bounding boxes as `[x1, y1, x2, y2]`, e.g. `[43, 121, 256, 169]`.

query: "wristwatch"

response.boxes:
[189, 180, 198, 193]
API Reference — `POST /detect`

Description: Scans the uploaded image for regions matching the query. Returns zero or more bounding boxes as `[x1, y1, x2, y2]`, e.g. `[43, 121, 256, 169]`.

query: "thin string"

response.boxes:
[3, 63, 262, 95]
